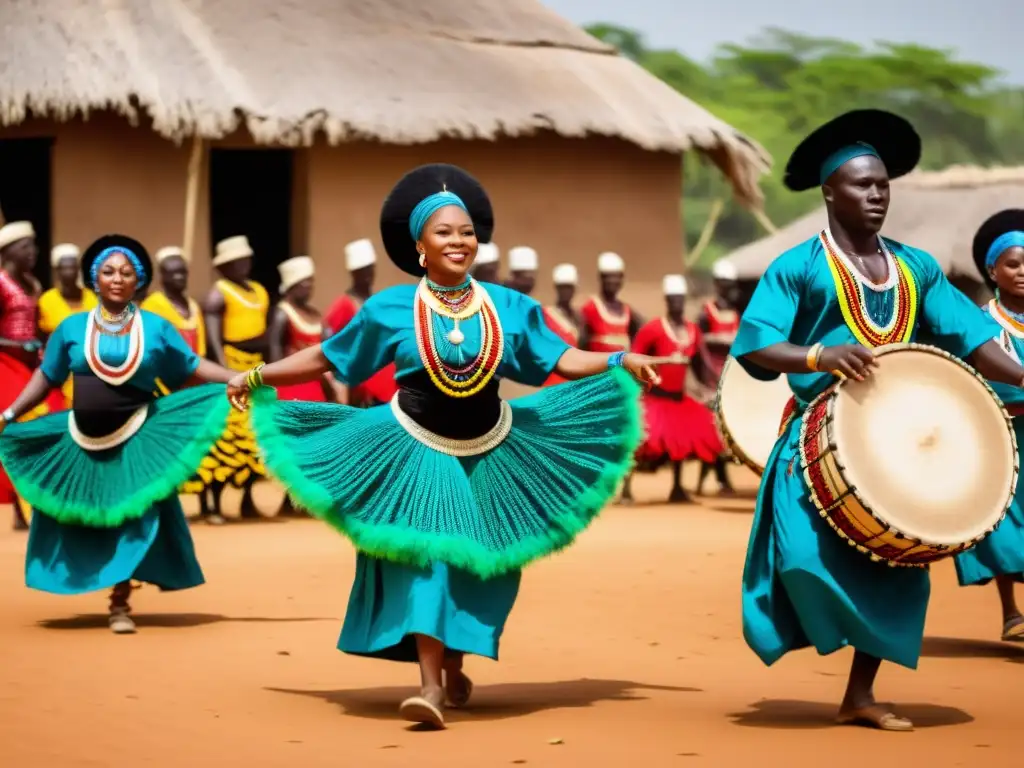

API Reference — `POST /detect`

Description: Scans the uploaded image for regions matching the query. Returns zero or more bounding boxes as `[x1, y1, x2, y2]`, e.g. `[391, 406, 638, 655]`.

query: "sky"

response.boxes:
[542, 0, 1024, 83]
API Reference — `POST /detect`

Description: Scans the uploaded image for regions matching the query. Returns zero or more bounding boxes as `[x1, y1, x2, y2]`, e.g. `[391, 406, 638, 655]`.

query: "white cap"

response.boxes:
[552, 263, 578, 285]
[0, 221, 35, 251]
[50, 243, 80, 267]
[344, 238, 376, 272]
[475, 242, 499, 264]
[508, 246, 538, 272]
[597, 251, 624, 274]
[212, 235, 253, 267]
[278, 256, 315, 293]
[711, 260, 738, 281]
[663, 274, 688, 296]
[155, 246, 185, 265]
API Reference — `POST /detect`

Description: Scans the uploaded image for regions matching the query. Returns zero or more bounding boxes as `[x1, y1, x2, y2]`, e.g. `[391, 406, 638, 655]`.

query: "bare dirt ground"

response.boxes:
[0, 467, 1019, 767]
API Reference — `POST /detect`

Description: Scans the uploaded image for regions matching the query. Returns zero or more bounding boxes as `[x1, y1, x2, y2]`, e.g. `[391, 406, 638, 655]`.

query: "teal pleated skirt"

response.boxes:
[743, 417, 930, 670]
[0, 383, 229, 595]
[955, 422, 1024, 587]
[251, 368, 641, 660]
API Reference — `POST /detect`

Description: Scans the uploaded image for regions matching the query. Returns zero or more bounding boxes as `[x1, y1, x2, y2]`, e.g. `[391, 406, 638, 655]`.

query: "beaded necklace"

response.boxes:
[820, 230, 918, 347]
[85, 304, 145, 385]
[414, 278, 503, 398]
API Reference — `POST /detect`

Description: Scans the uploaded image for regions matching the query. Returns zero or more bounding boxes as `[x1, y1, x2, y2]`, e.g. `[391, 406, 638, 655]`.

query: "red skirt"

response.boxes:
[0, 351, 64, 503]
[636, 392, 724, 465]
[351, 364, 399, 406]
[277, 379, 328, 402]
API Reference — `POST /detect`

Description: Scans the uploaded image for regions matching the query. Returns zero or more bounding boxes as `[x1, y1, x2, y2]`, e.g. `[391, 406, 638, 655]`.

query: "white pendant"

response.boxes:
[447, 325, 465, 345]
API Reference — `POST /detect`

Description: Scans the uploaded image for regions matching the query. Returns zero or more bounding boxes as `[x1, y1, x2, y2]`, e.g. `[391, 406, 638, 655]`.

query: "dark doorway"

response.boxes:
[208, 149, 293, 302]
[0, 138, 53, 288]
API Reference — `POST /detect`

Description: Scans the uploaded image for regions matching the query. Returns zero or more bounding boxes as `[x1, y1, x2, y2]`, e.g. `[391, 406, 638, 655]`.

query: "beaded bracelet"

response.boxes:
[245, 363, 266, 391]
[805, 343, 824, 372]
[607, 351, 627, 369]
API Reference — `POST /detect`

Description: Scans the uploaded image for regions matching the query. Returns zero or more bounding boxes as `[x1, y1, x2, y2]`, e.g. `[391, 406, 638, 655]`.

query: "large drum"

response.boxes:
[800, 343, 1017, 567]
[715, 356, 796, 475]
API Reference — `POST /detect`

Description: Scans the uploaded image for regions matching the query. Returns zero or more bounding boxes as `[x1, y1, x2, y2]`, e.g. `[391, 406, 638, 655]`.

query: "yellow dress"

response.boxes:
[210, 279, 269, 487]
[36, 287, 98, 404]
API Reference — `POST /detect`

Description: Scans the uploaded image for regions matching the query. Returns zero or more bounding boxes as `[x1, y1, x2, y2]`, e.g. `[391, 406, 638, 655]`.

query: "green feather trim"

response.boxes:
[0, 384, 231, 527]
[251, 368, 642, 579]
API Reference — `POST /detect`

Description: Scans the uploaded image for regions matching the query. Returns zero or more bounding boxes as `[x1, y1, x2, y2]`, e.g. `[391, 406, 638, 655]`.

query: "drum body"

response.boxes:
[800, 343, 1017, 567]
[715, 356, 796, 475]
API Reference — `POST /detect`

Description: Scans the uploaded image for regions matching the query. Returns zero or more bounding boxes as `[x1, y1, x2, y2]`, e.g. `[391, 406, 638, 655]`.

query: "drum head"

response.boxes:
[718, 356, 795, 471]
[833, 345, 1015, 546]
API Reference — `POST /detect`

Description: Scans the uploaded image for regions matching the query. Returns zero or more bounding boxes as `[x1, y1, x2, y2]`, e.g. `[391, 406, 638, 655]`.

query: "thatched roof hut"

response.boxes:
[721, 166, 1024, 289]
[0, 0, 769, 305]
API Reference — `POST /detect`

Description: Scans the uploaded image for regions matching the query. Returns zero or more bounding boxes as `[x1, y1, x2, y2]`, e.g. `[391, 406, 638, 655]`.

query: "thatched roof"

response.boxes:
[722, 165, 1024, 281]
[0, 0, 769, 206]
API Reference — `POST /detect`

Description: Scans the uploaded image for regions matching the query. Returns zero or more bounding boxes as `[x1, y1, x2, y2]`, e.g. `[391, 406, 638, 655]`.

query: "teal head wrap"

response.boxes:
[819, 142, 881, 184]
[408, 190, 469, 240]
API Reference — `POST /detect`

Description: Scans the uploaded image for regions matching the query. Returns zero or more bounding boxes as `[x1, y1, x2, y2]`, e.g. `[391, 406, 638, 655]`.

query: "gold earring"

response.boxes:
[418, 252, 426, 268]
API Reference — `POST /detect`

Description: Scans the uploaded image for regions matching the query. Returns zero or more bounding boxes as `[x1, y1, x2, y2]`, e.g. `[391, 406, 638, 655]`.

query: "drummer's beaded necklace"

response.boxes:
[987, 298, 1024, 363]
[414, 277, 504, 398]
[820, 230, 918, 347]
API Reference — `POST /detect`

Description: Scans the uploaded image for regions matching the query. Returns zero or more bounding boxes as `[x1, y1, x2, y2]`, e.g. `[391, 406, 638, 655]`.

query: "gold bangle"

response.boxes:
[806, 343, 824, 372]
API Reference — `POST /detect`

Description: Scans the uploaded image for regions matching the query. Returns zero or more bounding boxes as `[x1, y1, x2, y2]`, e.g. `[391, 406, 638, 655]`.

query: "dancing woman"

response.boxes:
[0, 235, 236, 634]
[955, 209, 1024, 641]
[735, 111, 1024, 732]
[228, 164, 660, 729]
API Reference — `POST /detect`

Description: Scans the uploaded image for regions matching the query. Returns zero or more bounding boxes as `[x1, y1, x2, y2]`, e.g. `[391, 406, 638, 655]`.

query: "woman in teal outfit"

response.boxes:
[954, 209, 1024, 641]
[0, 235, 235, 634]
[226, 164, 661, 729]
[733, 110, 1024, 732]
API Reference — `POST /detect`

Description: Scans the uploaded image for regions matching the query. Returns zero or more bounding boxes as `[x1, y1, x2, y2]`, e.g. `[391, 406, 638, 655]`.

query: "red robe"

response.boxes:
[580, 296, 631, 353]
[541, 306, 580, 386]
[324, 293, 398, 405]
[631, 317, 723, 465]
[0, 273, 64, 503]
[697, 300, 739, 384]
[275, 302, 328, 402]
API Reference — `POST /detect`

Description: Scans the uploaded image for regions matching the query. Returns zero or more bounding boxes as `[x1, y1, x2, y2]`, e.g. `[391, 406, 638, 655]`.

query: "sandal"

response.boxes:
[399, 697, 445, 729]
[1001, 616, 1024, 642]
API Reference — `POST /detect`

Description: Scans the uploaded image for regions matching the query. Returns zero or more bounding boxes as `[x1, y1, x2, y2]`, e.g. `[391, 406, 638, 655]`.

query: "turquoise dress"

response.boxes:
[733, 233, 999, 669]
[250, 282, 641, 661]
[955, 307, 1024, 586]
[0, 310, 230, 595]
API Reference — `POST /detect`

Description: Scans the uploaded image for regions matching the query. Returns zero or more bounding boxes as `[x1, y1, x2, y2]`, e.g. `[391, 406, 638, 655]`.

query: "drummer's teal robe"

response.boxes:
[732, 232, 999, 668]
[955, 305, 1024, 587]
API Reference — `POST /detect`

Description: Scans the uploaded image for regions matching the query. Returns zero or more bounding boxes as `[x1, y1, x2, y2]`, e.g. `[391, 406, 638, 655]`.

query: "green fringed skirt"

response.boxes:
[0, 383, 229, 595]
[252, 368, 640, 660]
[251, 368, 642, 579]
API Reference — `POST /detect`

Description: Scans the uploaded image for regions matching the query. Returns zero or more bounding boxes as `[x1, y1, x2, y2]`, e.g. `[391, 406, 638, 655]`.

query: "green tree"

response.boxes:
[585, 24, 1023, 264]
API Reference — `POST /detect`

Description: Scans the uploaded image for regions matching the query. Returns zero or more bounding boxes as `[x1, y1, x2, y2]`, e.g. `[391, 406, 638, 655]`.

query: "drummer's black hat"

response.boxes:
[81, 234, 153, 289]
[784, 109, 921, 192]
[380, 163, 494, 277]
[972, 209, 1024, 289]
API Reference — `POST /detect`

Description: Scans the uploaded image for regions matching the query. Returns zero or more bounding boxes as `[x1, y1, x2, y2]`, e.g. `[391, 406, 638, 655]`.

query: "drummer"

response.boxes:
[955, 209, 1024, 642]
[732, 109, 1024, 732]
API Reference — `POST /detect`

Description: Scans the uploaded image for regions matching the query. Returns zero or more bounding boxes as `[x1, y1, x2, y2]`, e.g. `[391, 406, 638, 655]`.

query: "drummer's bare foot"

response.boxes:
[837, 651, 912, 731]
[204, 513, 226, 526]
[618, 476, 635, 506]
[717, 485, 737, 498]
[997, 576, 1024, 641]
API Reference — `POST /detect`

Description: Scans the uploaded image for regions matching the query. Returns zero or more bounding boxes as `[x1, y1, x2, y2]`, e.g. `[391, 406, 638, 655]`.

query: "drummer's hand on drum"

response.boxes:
[227, 373, 250, 412]
[819, 345, 878, 381]
[622, 353, 662, 389]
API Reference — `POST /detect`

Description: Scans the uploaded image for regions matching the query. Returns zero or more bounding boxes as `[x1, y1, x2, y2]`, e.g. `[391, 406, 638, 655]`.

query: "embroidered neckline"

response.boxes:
[704, 300, 737, 325]
[591, 295, 630, 326]
[217, 279, 265, 310]
[545, 306, 578, 337]
[279, 301, 322, 336]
